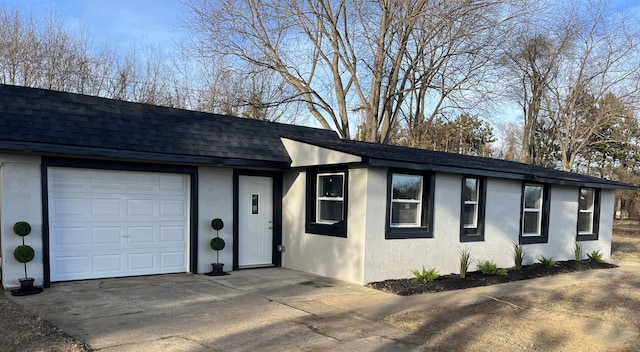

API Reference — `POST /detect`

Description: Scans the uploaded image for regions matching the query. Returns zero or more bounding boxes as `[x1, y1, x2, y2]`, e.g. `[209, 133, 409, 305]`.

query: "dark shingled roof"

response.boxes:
[286, 137, 633, 189]
[0, 84, 339, 168]
[0, 84, 633, 189]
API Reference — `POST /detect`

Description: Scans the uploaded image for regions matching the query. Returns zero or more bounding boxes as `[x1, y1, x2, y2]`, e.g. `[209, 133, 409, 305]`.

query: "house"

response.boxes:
[0, 84, 633, 288]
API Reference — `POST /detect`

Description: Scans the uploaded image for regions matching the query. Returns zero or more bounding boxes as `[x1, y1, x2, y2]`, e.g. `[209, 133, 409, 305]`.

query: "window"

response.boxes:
[577, 187, 600, 241]
[460, 176, 486, 242]
[520, 183, 550, 244]
[317, 173, 344, 224]
[305, 169, 347, 237]
[386, 171, 434, 239]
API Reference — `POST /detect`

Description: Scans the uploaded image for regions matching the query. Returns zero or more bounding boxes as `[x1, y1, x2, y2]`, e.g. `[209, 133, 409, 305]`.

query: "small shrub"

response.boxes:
[211, 218, 224, 231]
[587, 250, 605, 263]
[574, 241, 582, 261]
[477, 260, 508, 276]
[13, 221, 32, 237]
[411, 266, 439, 283]
[210, 237, 226, 251]
[538, 255, 557, 267]
[512, 243, 524, 270]
[13, 245, 35, 263]
[459, 247, 472, 279]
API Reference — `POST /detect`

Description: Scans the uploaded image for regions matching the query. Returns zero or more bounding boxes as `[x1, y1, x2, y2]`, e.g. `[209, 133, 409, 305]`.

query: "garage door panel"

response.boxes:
[48, 167, 189, 281]
[90, 172, 122, 190]
[52, 227, 86, 245]
[128, 253, 155, 270]
[159, 174, 187, 191]
[160, 200, 186, 216]
[160, 252, 186, 268]
[126, 173, 157, 190]
[127, 226, 155, 243]
[92, 198, 121, 215]
[160, 226, 186, 242]
[52, 198, 86, 215]
[126, 199, 156, 216]
[93, 255, 123, 272]
[92, 227, 122, 245]
[54, 256, 88, 276]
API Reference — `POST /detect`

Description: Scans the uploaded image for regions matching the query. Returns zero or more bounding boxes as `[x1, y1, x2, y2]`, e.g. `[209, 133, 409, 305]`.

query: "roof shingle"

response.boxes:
[0, 84, 632, 189]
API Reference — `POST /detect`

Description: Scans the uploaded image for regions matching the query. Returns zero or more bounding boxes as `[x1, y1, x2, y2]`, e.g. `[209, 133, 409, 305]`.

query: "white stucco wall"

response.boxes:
[361, 172, 619, 284]
[581, 189, 615, 258]
[281, 138, 361, 167]
[197, 167, 234, 273]
[281, 169, 366, 284]
[0, 154, 43, 289]
[363, 171, 475, 283]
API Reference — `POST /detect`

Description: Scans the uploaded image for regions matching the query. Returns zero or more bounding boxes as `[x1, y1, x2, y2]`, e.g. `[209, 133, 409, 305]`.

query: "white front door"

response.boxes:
[238, 176, 273, 267]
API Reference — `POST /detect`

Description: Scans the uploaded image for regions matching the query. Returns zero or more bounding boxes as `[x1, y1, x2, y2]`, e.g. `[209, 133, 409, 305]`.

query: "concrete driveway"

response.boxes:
[7, 265, 635, 351]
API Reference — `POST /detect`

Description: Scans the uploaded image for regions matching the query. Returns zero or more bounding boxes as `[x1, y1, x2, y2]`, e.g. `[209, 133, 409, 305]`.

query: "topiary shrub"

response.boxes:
[13, 221, 32, 237]
[211, 218, 224, 231]
[13, 245, 35, 263]
[210, 237, 226, 252]
[13, 221, 35, 282]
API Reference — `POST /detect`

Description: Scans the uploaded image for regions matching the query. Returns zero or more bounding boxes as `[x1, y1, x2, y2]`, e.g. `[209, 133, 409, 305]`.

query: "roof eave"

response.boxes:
[0, 141, 291, 169]
[366, 158, 634, 190]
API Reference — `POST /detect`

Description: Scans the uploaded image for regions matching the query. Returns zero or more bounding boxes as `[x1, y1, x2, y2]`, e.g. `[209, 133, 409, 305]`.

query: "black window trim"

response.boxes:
[519, 182, 551, 245]
[385, 169, 434, 239]
[305, 167, 348, 237]
[576, 187, 600, 241]
[460, 175, 486, 242]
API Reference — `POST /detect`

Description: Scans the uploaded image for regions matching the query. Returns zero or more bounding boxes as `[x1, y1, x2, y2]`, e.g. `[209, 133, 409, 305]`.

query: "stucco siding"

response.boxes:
[0, 154, 43, 289]
[360, 173, 618, 284]
[282, 169, 365, 284]
[363, 173, 523, 283]
[581, 189, 614, 258]
[522, 186, 575, 263]
[197, 167, 234, 273]
[482, 178, 522, 267]
[281, 138, 361, 167]
[363, 170, 466, 283]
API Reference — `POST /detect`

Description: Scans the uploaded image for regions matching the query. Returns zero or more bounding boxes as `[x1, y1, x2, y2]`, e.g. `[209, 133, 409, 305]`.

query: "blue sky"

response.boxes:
[3, 0, 640, 55]
[1, 0, 188, 50]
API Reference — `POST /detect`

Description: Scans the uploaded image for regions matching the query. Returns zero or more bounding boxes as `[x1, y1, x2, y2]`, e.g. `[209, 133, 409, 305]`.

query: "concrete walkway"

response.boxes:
[7, 262, 639, 351]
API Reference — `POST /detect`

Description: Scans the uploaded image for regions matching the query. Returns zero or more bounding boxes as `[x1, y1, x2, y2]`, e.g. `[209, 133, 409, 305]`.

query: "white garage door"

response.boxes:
[48, 167, 189, 281]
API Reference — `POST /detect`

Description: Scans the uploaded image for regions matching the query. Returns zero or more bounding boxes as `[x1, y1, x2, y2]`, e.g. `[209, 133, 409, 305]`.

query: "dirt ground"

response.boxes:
[2, 220, 640, 351]
[386, 220, 640, 351]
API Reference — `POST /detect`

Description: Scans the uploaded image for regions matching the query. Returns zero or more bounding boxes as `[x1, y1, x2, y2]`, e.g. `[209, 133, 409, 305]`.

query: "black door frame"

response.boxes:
[233, 170, 283, 269]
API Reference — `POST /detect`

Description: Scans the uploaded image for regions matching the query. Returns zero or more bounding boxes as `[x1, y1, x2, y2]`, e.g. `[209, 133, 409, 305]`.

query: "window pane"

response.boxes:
[578, 212, 593, 233]
[319, 174, 343, 198]
[464, 178, 478, 201]
[392, 175, 422, 200]
[318, 200, 343, 223]
[391, 202, 419, 225]
[463, 204, 478, 227]
[251, 194, 259, 214]
[524, 185, 542, 209]
[523, 212, 540, 234]
[579, 188, 594, 211]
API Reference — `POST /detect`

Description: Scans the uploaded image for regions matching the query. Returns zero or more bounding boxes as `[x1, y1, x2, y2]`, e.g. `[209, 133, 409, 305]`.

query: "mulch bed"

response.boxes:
[367, 260, 618, 296]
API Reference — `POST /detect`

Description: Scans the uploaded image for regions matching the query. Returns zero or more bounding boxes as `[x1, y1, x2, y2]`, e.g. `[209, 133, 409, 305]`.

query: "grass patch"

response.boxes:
[538, 255, 558, 267]
[411, 266, 439, 283]
[477, 260, 508, 276]
[459, 247, 472, 279]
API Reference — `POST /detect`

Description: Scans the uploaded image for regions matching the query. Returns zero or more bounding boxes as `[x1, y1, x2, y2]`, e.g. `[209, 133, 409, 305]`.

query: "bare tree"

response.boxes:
[182, 0, 527, 141]
[543, 0, 640, 171]
[503, 0, 640, 171]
